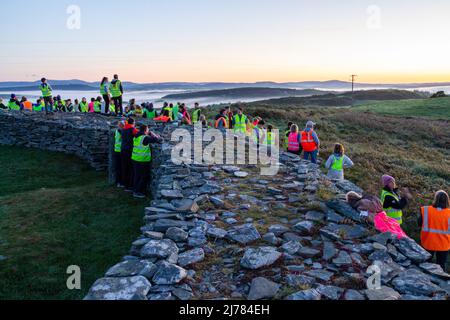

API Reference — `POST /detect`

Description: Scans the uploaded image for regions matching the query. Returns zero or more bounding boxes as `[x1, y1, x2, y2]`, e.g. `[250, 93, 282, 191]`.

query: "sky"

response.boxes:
[2, 0, 450, 83]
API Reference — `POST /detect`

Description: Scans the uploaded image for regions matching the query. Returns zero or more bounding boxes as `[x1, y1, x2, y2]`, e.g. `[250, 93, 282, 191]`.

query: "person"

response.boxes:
[124, 105, 134, 117]
[54, 95, 66, 112]
[287, 124, 302, 155]
[73, 99, 80, 113]
[131, 124, 163, 198]
[20, 96, 33, 111]
[80, 97, 89, 113]
[66, 99, 74, 112]
[39, 78, 53, 113]
[253, 120, 266, 145]
[180, 104, 191, 125]
[100, 77, 110, 115]
[192, 103, 201, 124]
[88, 98, 96, 113]
[110, 74, 123, 115]
[214, 109, 229, 132]
[109, 100, 116, 115]
[380, 175, 412, 225]
[113, 121, 126, 188]
[233, 107, 249, 135]
[94, 96, 103, 113]
[199, 115, 209, 128]
[225, 106, 234, 130]
[284, 122, 293, 150]
[134, 105, 144, 118]
[154, 109, 171, 123]
[346, 192, 407, 239]
[7, 94, 21, 111]
[172, 103, 180, 122]
[265, 125, 276, 146]
[143, 103, 157, 119]
[0, 98, 6, 110]
[301, 121, 320, 163]
[325, 143, 354, 181]
[418, 190, 450, 271]
[33, 99, 44, 112]
[120, 118, 139, 192]
[247, 116, 261, 136]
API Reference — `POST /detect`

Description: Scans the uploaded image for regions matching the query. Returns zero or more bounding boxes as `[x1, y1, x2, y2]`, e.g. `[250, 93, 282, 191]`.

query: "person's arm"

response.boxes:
[383, 195, 408, 210]
[120, 83, 124, 94]
[343, 156, 354, 168]
[312, 132, 320, 148]
[418, 213, 423, 228]
[325, 156, 333, 169]
[143, 133, 163, 145]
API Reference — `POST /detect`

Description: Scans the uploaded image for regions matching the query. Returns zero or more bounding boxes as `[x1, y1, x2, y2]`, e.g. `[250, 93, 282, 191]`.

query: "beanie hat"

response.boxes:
[381, 175, 395, 187]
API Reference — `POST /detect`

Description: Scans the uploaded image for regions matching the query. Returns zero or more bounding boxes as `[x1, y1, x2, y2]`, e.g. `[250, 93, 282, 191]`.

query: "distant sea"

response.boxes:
[1, 86, 449, 109]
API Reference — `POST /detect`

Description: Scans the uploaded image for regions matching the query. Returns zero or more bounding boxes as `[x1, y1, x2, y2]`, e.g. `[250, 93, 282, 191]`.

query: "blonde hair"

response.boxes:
[290, 124, 299, 133]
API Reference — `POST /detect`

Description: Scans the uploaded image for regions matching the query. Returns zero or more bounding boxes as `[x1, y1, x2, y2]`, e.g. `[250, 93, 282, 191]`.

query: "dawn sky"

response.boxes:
[2, 0, 450, 83]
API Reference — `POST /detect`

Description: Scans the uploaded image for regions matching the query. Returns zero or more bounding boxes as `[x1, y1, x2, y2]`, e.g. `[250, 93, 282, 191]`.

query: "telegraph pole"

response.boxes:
[351, 74, 357, 93]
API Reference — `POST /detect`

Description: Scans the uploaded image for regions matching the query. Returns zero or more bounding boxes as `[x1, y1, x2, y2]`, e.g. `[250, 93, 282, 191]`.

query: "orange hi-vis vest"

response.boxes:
[23, 101, 32, 110]
[154, 115, 170, 123]
[301, 130, 317, 152]
[215, 116, 228, 129]
[288, 132, 300, 152]
[421, 206, 450, 251]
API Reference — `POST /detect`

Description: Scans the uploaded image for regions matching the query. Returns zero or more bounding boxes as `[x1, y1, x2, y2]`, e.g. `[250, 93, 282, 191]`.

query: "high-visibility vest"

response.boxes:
[100, 83, 108, 95]
[421, 206, 450, 251]
[331, 155, 344, 171]
[132, 135, 152, 162]
[215, 117, 228, 129]
[8, 101, 20, 110]
[22, 101, 32, 111]
[109, 81, 122, 98]
[114, 130, 122, 153]
[233, 114, 248, 134]
[284, 130, 290, 150]
[154, 115, 170, 122]
[288, 132, 300, 152]
[265, 131, 275, 146]
[163, 107, 173, 121]
[301, 130, 317, 152]
[109, 103, 116, 113]
[192, 109, 201, 123]
[94, 101, 101, 112]
[145, 109, 156, 119]
[33, 103, 43, 112]
[40, 84, 52, 97]
[381, 190, 403, 225]
[134, 108, 144, 117]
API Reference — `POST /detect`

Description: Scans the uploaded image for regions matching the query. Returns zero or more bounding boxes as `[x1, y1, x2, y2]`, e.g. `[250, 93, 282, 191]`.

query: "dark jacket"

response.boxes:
[0, 102, 6, 109]
[382, 187, 408, 210]
[120, 124, 138, 153]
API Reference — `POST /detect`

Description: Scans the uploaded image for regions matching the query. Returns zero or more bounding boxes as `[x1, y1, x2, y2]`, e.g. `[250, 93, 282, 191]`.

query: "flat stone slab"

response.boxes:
[152, 261, 188, 285]
[178, 248, 205, 267]
[365, 286, 401, 300]
[140, 239, 179, 260]
[227, 224, 261, 245]
[248, 277, 281, 300]
[105, 260, 156, 278]
[241, 247, 283, 270]
[161, 190, 184, 199]
[85, 276, 151, 300]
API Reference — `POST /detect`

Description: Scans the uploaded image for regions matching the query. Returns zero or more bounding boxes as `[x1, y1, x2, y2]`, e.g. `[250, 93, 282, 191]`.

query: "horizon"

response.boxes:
[3, 0, 450, 83]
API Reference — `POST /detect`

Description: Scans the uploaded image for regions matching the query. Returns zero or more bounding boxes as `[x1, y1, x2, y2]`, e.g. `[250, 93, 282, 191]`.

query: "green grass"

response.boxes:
[353, 97, 450, 120]
[0, 146, 146, 300]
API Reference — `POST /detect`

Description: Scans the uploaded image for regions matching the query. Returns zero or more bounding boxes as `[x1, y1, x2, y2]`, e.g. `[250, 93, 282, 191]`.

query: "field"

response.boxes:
[354, 96, 450, 120]
[205, 96, 450, 240]
[0, 146, 145, 300]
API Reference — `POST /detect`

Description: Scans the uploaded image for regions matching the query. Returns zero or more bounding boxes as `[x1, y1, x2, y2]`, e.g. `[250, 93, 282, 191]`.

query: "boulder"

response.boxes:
[240, 247, 283, 270]
[395, 238, 432, 263]
[392, 268, 445, 296]
[166, 227, 189, 242]
[140, 239, 179, 260]
[227, 224, 261, 245]
[178, 248, 205, 267]
[207, 227, 228, 239]
[247, 277, 281, 300]
[85, 276, 151, 300]
[152, 261, 187, 285]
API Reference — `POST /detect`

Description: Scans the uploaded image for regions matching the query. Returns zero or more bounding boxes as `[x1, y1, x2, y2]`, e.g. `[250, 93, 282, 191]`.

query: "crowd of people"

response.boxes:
[1, 76, 449, 271]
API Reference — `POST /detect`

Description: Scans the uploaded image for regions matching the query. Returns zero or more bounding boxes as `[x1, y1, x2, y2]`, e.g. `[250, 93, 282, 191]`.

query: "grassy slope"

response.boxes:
[353, 97, 450, 120]
[0, 146, 146, 300]
[204, 100, 450, 240]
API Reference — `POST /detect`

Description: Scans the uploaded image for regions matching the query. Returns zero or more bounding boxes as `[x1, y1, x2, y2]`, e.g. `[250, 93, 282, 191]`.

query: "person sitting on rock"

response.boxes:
[346, 191, 407, 239]
[418, 190, 450, 271]
[0, 98, 7, 110]
[154, 109, 172, 123]
[325, 143, 354, 181]
[381, 175, 412, 225]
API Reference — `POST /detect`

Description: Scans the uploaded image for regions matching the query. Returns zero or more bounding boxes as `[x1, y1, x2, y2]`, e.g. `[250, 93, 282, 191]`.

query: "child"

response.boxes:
[325, 143, 354, 181]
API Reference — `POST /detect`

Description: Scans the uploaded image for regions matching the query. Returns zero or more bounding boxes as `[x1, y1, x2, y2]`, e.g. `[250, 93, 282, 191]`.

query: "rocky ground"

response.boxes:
[85, 124, 450, 301]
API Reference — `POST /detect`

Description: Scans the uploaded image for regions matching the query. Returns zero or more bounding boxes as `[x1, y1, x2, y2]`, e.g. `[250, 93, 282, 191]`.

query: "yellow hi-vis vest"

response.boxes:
[132, 136, 152, 162]
[233, 114, 248, 134]
[381, 190, 403, 225]
[114, 130, 122, 153]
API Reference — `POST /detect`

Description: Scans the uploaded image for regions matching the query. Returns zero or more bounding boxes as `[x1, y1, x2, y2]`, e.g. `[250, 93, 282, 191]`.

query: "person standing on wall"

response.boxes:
[131, 124, 163, 199]
[419, 190, 450, 271]
[100, 77, 111, 115]
[39, 78, 53, 113]
[301, 121, 320, 164]
[110, 74, 123, 116]
[120, 118, 139, 192]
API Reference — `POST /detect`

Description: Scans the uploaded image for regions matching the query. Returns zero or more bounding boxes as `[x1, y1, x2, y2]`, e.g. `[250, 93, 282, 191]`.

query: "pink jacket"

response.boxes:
[374, 211, 407, 239]
[88, 102, 95, 113]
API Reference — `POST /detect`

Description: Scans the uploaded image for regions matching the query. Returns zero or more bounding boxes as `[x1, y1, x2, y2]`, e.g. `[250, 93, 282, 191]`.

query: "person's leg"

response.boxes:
[113, 97, 119, 115]
[303, 151, 310, 161]
[114, 152, 123, 185]
[121, 151, 133, 190]
[435, 251, 449, 271]
[118, 96, 123, 115]
[139, 163, 151, 195]
[132, 161, 140, 193]
[311, 150, 318, 164]
[103, 95, 110, 115]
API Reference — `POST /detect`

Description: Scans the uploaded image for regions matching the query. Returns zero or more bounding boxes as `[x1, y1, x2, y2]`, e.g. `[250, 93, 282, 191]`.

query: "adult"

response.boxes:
[380, 175, 412, 225]
[301, 121, 320, 164]
[287, 124, 301, 155]
[120, 118, 139, 192]
[325, 143, 354, 181]
[7, 94, 20, 111]
[419, 190, 450, 271]
[113, 121, 126, 188]
[131, 124, 163, 198]
[214, 109, 229, 131]
[109, 74, 123, 115]
[233, 107, 249, 135]
[154, 109, 171, 123]
[192, 103, 201, 124]
[39, 78, 53, 113]
[100, 77, 111, 115]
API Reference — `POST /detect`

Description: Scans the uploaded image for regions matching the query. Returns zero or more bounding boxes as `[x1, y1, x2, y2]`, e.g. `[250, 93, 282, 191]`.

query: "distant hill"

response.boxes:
[252, 89, 427, 107]
[161, 87, 330, 100]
